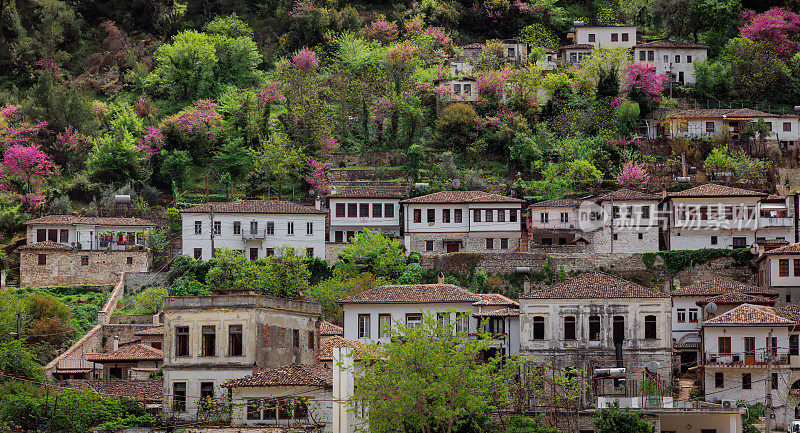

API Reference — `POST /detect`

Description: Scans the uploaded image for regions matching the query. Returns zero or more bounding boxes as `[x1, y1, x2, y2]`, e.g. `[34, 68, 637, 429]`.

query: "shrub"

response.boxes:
[641, 253, 657, 269]
[437, 103, 477, 144]
[48, 196, 71, 215]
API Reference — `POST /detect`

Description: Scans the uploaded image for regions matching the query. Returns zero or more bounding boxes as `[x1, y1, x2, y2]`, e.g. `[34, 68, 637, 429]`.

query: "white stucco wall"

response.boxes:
[231, 385, 333, 432]
[633, 47, 708, 85]
[664, 117, 800, 143]
[574, 26, 637, 49]
[328, 197, 401, 242]
[27, 223, 152, 250]
[672, 296, 703, 344]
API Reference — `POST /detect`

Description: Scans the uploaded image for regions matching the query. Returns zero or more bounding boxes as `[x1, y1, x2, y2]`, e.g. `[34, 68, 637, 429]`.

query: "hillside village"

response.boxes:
[5, 0, 800, 431]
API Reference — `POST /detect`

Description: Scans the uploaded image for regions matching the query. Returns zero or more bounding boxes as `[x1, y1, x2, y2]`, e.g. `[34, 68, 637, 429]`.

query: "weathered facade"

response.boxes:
[19, 243, 149, 287]
[758, 243, 800, 304]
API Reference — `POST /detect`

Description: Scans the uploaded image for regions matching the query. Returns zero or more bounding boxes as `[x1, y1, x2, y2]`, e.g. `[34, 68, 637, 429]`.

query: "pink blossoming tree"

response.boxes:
[364, 19, 399, 44]
[740, 8, 800, 61]
[615, 161, 650, 189]
[0, 144, 56, 210]
[293, 47, 319, 73]
[133, 97, 156, 118]
[303, 158, 330, 195]
[53, 126, 91, 172]
[161, 99, 224, 160]
[620, 63, 668, 111]
[137, 127, 166, 156]
[259, 81, 284, 133]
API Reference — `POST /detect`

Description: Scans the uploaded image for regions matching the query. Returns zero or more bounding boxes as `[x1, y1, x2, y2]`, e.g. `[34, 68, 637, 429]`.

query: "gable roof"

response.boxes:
[775, 305, 800, 322]
[400, 190, 525, 205]
[664, 108, 783, 120]
[222, 364, 333, 388]
[134, 327, 164, 337]
[598, 188, 660, 202]
[704, 304, 795, 326]
[181, 200, 325, 214]
[320, 321, 343, 336]
[319, 336, 364, 362]
[696, 292, 774, 306]
[529, 199, 583, 208]
[634, 40, 709, 49]
[18, 241, 74, 251]
[473, 293, 519, 306]
[87, 344, 163, 362]
[520, 271, 668, 299]
[762, 242, 800, 256]
[24, 216, 155, 227]
[672, 277, 777, 297]
[67, 380, 163, 402]
[668, 183, 766, 198]
[329, 187, 406, 199]
[472, 307, 519, 317]
[559, 44, 594, 51]
[338, 284, 482, 304]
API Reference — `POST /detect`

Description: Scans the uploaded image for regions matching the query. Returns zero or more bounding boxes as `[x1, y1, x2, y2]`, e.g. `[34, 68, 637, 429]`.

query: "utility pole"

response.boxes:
[209, 206, 215, 258]
[15, 312, 20, 339]
[766, 329, 774, 433]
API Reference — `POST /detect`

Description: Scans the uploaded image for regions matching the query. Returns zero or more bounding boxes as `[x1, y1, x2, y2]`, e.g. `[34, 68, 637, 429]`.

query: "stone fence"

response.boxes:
[419, 252, 656, 275]
[124, 271, 168, 292]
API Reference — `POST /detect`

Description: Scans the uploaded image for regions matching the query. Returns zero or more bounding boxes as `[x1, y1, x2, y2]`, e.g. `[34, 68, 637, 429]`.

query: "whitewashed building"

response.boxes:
[584, 188, 661, 254]
[570, 24, 637, 49]
[558, 44, 593, 66]
[400, 190, 526, 253]
[327, 187, 404, 244]
[528, 199, 583, 247]
[180, 200, 326, 261]
[758, 243, 800, 305]
[338, 283, 520, 357]
[668, 184, 793, 251]
[633, 40, 708, 85]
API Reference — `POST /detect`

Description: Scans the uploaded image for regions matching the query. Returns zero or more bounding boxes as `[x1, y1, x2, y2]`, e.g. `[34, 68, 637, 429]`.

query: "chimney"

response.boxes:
[113, 335, 119, 352]
[523, 278, 531, 293]
[437, 272, 445, 284]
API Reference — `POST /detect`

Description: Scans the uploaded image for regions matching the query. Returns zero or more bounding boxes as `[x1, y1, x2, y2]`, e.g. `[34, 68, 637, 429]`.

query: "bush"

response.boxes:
[140, 185, 160, 205]
[641, 253, 657, 269]
[47, 196, 71, 215]
[166, 207, 181, 231]
[658, 249, 753, 274]
[437, 103, 477, 144]
[132, 287, 168, 314]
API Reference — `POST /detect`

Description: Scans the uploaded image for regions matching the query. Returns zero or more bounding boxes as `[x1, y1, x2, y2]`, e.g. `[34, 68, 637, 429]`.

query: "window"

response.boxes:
[406, 314, 423, 328]
[194, 248, 203, 259]
[687, 55, 692, 63]
[785, 122, 793, 132]
[705, 122, 715, 133]
[127, 256, 133, 265]
[413, 209, 422, 223]
[372, 203, 382, 218]
[306, 247, 314, 257]
[540, 212, 549, 223]
[485, 210, 493, 222]
[456, 314, 469, 333]
[678, 71, 684, 83]
[425, 240, 434, 251]
[202, 325, 216, 356]
[247, 400, 262, 420]
[611, 33, 618, 42]
[715, 372, 724, 388]
[742, 373, 751, 390]
[378, 314, 391, 338]
[292, 329, 300, 348]
[498, 210, 505, 222]
[384, 204, 394, 218]
[791, 335, 799, 356]
[474, 210, 482, 222]
[336, 203, 346, 217]
[443, 209, 451, 223]
[486, 238, 494, 250]
[500, 238, 508, 249]
[688, 309, 699, 323]
[213, 221, 221, 235]
[347, 203, 358, 217]
[266, 222, 274, 235]
[675, 55, 680, 63]
[229, 325, 243, 356]
[250, 248, 259, 260]
[622, 33, 629, 41]
[510, 209, 517, 222]
[427, 209, 435, 223]
[308, 330, 315, 350]
[463, 84, 472, 94]
[359, 203, 369, 217]
[507, 47, 515, 57]
[559, 237, 567, 245]
[287, 222, 294, 235]
[663, 55, 668, 63]
[781, 259, 790, 276]
[613, 206, 620, 218]
[81, 255, 89, 266]
[718, 337, 731, 354]
[772, 373, 779, 390]
[37, 254, 46, 266]
[677, 309, 686, 323]
[560, 212, 569, 223]
[335, 231, 343, 243]
[589, 316, 601, 341]
[200, 382, 214, 401]
[453, 83, 461, 94]
[454, 209, 463, 223]
[613, 234, 618, 241]
[766, 121, 773, 131]
[641, 206, 650, 219]
[638, 50, 646, 61]
[541, 238, 553, 246]
[358, 314, 370, 338]
[733, 237, 747, 247]
[175, 326, 189, 356]
[644, 315, 657, 339]
[564, 317, 576, 340]
[794, 259, 800, 276]
[194, 221, 202, 234]
[710, 236, 718, 245]
[648, 50, 654, 61]
[638, 233, 643, 240]
[251, 221, 259, 235]
[306, 222, 313, 235]
[437, 312, 450, 328]
[59, 229, 69, 243]
[36, 229, 45, 242]
[173, 383, 187, 412]
[233, 221, 241, 235]
[588, 34, 595, 42]
[532, 317, 545, 340]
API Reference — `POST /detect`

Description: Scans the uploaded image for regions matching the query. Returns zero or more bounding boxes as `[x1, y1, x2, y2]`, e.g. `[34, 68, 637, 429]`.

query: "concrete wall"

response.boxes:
[20, 249, 149, 287]
[231, 385, 333, 432]
[406, 231, 522, 254]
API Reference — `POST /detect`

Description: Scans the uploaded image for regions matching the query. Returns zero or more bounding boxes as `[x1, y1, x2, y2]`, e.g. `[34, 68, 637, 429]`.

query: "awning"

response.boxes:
[760, 203, 787, 210]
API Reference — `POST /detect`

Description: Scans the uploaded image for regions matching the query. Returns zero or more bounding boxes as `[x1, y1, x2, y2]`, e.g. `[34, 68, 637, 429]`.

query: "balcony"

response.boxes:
[242, 230, 266, 240]
[705, 351, 790, 368]
[759, 217, 793, 227]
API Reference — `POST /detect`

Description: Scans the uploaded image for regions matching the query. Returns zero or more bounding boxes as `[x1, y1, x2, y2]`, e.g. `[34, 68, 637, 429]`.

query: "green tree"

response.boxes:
[203, 13, 254, 38]
[437, 103, 477, 145]
[0, 340, 45, 382]
[250, 132, 304, 198]
[336, 228, 406, 280]
[505, 415, 561, 433]
[721, 38, 789, 102]
[397, 262, 423, 284]
[146, 30, 218, 100]
[86, 130, 147, 183]
[593, 404, 654, 433]
[133, 286, 168, 315]
[518, 24, 559, 49]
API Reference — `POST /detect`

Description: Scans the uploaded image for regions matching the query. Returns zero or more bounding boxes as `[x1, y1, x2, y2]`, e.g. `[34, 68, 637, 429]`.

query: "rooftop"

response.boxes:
[775, 305, 800, 322]
[762, 242, 800, 256]
[181, 200, 325, 215]
[472, 307, 519, 317]
[24, 215, 155, 226]
[328, 186, 406, 199]
[668, 183, 766, 198]
[65, 380, 163, 402]
[597, 188, 661, 202]
[672, 277, 777, 297]
[529, 199, 583, 208]
[223, 364, 332, 388]
[521, 271, 668, 299]
[399, 190, 525, 205]
[664, 108, 797, 120]
[634, 39, 709, 49]
[18, 241, 74, 251]
[695, 292, 774, 306]
[473, 293, 519, 306]
[704, 304, 795, 326]
[164, 295, 322, 315]
[338, 284, 482, 304]
[320, 321, 343, 336]
[87, 343, 163, 362]
[134, 326, 164, 336]
[319, 336, 364, 362]
[559, 43, 594, 50]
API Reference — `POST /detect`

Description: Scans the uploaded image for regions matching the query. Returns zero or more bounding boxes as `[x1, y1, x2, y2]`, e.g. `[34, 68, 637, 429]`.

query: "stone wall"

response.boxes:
[419, 251, 656, 275]
[124, 271, 168, 291]
[407, 232, 522, 255]
[325, 242, 347, 265]
[327, 151, 417, 167]
[20, 249, 149, 288]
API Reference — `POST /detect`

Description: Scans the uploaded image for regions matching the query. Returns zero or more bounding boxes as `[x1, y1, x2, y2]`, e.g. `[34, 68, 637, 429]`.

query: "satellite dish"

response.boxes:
[309, 189, 316, 197]
[705, 302, 718, 315]
[452, 179, 461, 189]
[645, 361, 660, 373]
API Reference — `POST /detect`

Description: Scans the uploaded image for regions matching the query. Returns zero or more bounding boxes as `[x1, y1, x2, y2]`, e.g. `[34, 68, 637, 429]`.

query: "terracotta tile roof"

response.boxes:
[319, 336, 364, 361]
[668, 183, 765, 198]
[24, 215, 155, 226]
[776, 305, 800, 322]
[634, 40, 709, 49]
[673, 342, 700, 350]
[338, 284, 481, 304]
[329, 187, 406, 199]
[672, 277, 777, 297]
[399, 191, 525, 205]
[223, 364, 333, 388]
[704, 304, 795, 326]
[559, 44, 594, 50]
[320, 321, 343, 336]
[18, 241, 73, 251]
[134, 326, 164, 336]
[696, 292, 774, 306]
[68, 380, 163, 401]
[473, 293, 519, 307]
[529, 199, 582, 208]
[87, 344, 163, 362]
[520, 271, 668, 299]
[472, 307, 520, 317]
[763, 242, 800, 255]
[664, 108, 781, 119]
[181, 200, 325, 214]
[598, 188, 660, 202]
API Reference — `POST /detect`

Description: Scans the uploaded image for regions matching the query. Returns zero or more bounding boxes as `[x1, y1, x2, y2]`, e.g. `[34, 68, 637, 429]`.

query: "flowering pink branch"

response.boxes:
[303, 158, 330, 195]
[740, 7, 800, 61]
[615, 161, 650, 189]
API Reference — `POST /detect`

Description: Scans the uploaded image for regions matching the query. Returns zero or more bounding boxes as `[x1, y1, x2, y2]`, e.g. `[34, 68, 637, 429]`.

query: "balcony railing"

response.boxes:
[759, 217, 793, 227]
[706, 351, 790, 367]
[242, 230, 266, 240]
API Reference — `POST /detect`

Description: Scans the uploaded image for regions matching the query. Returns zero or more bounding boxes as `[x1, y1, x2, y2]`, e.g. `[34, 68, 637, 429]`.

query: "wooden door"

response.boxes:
[744, 337, 756, 365]
[446, 242, 460, 253]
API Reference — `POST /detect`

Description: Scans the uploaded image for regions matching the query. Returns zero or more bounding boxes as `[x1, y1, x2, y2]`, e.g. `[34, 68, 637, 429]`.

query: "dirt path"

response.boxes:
[676, 377, 696, 401]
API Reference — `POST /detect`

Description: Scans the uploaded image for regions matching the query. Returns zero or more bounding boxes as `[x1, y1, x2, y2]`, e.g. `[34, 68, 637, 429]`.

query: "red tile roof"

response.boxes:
[672, 277, 777, 297]
[695, 292, 774, 306]
[67, 380, 163, 401]
[529, 199, 583, 208]
[668, 183, 765, 198]
[134, 326, 164, 336]
[320, 321, 343, 336]
[704, 304, 795, 326]
[559, 44, 594, 50]
[18, 241, 74, 251]
[399, 191, 525, 205]
[87, 344, 163, 362]
[319, 336, 364, 361]
[473, 293, 519, 307]
[329, 187, 406, 199]
[24, 215, 155, 226]
[181, 200, 325, 214]
[223, 364, 333, 388]
[775, 305, 800, 322]
[634, 40, 709, 49]
[664, 108, 783, 119]
[763, 242, 800, 255]
[521, 271, 668, 299]
[472, 307, 520, 317]
[338, 284, 482, 304]
[598, 188, 660, 202]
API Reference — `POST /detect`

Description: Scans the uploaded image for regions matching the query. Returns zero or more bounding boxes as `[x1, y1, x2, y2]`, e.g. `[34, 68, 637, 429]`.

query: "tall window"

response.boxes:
[794, 259, 800, 276]
[589, 316, 601, 341]
[677, 309, 686, 323]
[306, 222, 313, 235]
[443, 209, 451, 223]
[194, 221, 202, 234]
[427, 209, 435, 223]
[781, 259, 790, 277]
[742, 373, 751, 390]
[540, 212, 549, 223]
[644, 315, 657, 339]
[358, 314, 370, 338]
[200, 382, 214, 401]
[718, 337, 731, 354]
[509, 209, 517, 222]
[715, 372, 724, 388]
[202, 326, 216, 356]
[564, 316, 576, 340]
[213, 221, 221, 235]
[60, 229, 69, 242]
[498, 210, 505, 222]
[474, 210, 482, 222]
[292, 329, 300, 348]
[413, 209, 422, 223]
[194, 248, 202, 260]
[37, 254, 46, 266]
[287, 222, 294, 235]
[173, 383, 187, 411]
[454, 209, 463, 223]
[532, 317, 545, 340]
[250, 221, 259, 235]
[233, 221, 241, 235]
[772, 373, 779, 390]
[485, 210, 493, 222]
[486, 238, 494, 250]
[360, 203, 369, 217]
[308, 331, 315, 350]
[560, 212, 569, 223]
[688, 309, 699, 323]
[384, 204, 394, 218]
[378, 314, 391, 338]
[336, 203, 346, 217]
[372, 203, 382, 218]
[348, 203, 358, 217]
[175, 326, 189, 357]
[229, 325, 243, 356]
[456, 314, 469, 333]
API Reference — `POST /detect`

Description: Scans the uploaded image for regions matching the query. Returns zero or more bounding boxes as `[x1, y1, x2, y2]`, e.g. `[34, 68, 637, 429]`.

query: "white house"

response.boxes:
[558, 44, 593, 66]
[180, 200, 326, 261]
[338, 283, 520, 357]
[570, 24, 637, 49]
[758, 243, 800, 305]
[536, 48, 558, 71]
[633, 40, 709, 85]
[434, 77, 479, 104]
[584, 188, 661, 254]
[528, 198, 583, 247]
[400, 190, 526, 253]
[327, 187, 404, 244]
[668, 184, 793, 251]
[701, 303, 795, 427]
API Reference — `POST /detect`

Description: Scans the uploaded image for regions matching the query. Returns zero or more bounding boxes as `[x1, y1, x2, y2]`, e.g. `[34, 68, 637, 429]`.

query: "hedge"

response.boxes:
[643, 248, 753, 274]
